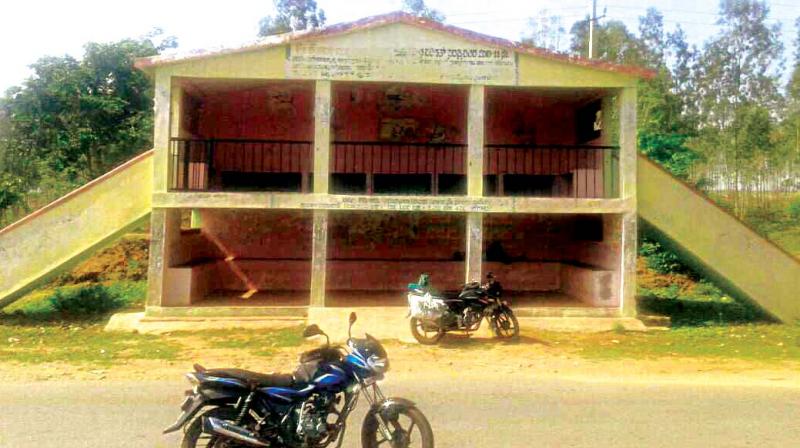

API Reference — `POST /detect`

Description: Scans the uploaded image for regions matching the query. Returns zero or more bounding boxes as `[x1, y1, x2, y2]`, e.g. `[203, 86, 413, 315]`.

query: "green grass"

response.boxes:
[0, 324, 182, 366]
[769, 227, 800, 257]
[0, 281, 162, 366]
[2, 281, 146, 322]
[568, 324, 800, 363]
[170, 325, 305, 357]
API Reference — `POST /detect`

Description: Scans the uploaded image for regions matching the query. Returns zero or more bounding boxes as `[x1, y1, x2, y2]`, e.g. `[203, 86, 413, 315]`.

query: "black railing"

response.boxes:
[331, 141, 467, 174]
[484, 144, 619, 198]
[169, 139, 312, 191]
[167, 139, 619, 198]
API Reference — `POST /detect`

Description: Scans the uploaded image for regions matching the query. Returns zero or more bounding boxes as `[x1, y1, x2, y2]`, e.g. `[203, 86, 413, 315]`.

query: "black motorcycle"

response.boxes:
[406, 273, 519, 345]
[164, 313, 434, 448]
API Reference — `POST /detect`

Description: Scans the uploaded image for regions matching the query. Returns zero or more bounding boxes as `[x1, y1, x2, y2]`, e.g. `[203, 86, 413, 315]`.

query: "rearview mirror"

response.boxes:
[347, 312, 357, 340]
[303, 324, 324, 338]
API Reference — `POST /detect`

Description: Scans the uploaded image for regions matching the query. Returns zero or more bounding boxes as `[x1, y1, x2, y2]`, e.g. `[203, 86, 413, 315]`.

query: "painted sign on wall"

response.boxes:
[286, 23, 517, 84]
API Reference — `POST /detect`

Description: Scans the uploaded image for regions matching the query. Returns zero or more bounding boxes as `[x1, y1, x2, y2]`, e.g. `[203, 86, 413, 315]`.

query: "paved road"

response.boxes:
[0, 376, 798, 447]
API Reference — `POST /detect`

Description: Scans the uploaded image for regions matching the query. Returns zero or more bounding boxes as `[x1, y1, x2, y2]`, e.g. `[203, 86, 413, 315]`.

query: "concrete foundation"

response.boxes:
[107, 309, 645, 339]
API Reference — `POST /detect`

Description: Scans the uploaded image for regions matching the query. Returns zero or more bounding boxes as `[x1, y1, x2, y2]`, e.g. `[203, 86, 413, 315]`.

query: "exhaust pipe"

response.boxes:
[203, 416, 270, 447]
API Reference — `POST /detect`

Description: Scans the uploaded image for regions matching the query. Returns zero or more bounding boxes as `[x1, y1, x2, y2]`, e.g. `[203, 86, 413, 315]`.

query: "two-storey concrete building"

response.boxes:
[133, 12, 650, 335]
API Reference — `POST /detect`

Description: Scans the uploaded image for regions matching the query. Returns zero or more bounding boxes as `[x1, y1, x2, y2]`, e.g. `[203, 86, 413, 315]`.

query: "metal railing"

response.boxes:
[484, 144, 619, 198]
[169, 139, 312, 191]
[331, 141, 467, 174]
[167, 139, 618, 198]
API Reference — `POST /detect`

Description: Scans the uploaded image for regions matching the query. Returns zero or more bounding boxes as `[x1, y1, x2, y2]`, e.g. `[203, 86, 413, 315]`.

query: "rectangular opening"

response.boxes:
[503, 174, 556, 196]
[165, 209, 312, 308]
[373, 174, 432, 195]
[483, 87, 619, 198]
[326, 211, 466, 306]
[172, 79, 314, 192]
[572, 215, 604, 241]
[484, 175, 498, 196]
[331, 173, 367, 194]
[483, 213, 621, 308]
[437, 174, 466, 195]
[220, 172, 302, 192]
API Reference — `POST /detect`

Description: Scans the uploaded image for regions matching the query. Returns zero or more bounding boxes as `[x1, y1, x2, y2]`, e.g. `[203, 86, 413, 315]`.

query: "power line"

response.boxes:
[446, 6, 589, 18]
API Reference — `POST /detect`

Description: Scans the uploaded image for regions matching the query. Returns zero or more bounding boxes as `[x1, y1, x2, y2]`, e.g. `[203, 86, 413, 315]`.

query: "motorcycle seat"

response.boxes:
[204, 368, 294, 388]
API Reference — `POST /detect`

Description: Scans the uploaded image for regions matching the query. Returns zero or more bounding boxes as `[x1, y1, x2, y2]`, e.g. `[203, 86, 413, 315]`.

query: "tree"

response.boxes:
[690, 0, 785, 213]
[777, 17, 800, 191]
[634, 9, 700, 180]
[521, 9, 566, 52]
[402, 0, 445, 22]
[569, 18, 646, 65]
[258, 0, 326, 37]
[0, 32, 174, 223]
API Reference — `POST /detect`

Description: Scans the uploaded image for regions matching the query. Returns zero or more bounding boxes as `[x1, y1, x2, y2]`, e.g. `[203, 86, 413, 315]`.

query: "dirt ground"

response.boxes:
[2, 327, 798, 389]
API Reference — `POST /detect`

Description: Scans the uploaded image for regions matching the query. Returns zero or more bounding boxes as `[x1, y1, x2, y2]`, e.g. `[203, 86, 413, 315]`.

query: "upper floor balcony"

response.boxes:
[167, 79, 620, 199]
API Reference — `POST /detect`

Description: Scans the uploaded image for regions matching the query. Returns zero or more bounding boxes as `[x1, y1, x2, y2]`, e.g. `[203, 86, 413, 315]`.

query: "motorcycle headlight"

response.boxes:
[366, 355, 389, 374]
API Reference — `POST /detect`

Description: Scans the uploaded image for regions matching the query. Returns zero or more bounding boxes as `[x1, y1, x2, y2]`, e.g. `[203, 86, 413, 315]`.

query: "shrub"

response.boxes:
[689, 280, 726, 301]
[48, 284, 124, 317]
[639, 239, 689, 275]
[788, 197, 800, 221]
[103, 281, 147, 308]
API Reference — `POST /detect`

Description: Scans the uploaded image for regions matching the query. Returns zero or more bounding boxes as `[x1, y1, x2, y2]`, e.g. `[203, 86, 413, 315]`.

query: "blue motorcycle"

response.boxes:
[164, 313, 434, 448]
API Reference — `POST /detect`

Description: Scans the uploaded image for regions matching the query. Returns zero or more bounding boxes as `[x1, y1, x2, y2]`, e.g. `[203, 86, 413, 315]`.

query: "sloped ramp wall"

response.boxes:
[637, 154, 800, 323]
[0, 151, 153, 308]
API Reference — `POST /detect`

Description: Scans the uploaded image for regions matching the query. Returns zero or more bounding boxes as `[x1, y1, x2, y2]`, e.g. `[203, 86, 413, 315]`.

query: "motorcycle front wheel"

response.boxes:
[491, 308, 520, 339]
[409, 317, 445, 345]
[361, 406, 434, 448]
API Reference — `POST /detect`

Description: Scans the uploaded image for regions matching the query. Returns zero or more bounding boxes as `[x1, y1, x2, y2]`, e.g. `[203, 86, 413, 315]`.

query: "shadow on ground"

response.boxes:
[434, 333, 550, 349]
[638, 296, 772, 327]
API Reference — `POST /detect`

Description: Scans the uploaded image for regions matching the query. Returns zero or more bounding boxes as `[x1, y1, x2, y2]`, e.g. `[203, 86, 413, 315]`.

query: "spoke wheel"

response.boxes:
[492, 308, 520, 339]
[409, 317, 445, 345]
[362, 407, 434, 448]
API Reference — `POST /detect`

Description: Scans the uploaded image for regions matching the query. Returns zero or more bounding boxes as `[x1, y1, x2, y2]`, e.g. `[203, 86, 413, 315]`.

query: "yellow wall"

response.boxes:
[150, 23, 636, 88]
[158, 46, 286, 79]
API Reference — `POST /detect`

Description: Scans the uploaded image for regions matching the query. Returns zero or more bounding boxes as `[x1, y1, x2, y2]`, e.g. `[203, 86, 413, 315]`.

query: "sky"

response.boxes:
[1, 0, 800, 92]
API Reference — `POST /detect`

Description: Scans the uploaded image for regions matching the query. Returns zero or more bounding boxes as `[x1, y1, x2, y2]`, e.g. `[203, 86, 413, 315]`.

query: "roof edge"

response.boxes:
[134, 11, 655, 79]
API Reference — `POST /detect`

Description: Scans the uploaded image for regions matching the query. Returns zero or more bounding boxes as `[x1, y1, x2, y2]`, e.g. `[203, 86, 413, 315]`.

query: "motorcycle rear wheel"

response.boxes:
[181, 407, 243, 448]
[409, 317, 445, 345]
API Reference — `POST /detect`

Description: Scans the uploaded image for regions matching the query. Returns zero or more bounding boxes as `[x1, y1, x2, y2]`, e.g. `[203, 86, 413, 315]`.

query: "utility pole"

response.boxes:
[589, 0, 596, 59]
[587, 0, 606, 59]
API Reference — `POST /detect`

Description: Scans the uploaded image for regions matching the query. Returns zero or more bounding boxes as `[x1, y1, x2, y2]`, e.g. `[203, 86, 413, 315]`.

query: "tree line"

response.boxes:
[1, 0, 798, 226]
[526, 1, 800, 216]
[0, 30, 176, 225]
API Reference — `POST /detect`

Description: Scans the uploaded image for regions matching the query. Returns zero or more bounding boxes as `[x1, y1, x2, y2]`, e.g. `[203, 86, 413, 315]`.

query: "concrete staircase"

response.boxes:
[0, 151, 153, 309]
[637, 154, 800, 323]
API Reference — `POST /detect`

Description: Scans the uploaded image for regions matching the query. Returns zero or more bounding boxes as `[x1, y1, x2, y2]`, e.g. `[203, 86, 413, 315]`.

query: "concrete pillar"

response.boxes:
[620, 211, 638, 317]
[152, 72, 173, 193]
[309, 210, 329, 307]
[619, 87, 637, 201]
[600, 95, 617, 198]
[467, 85, 485, 197]
[465, 212, 483, 283]
[313, 80, 332, 194]
[146, 208, 182, 307]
